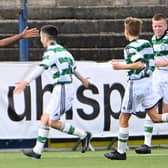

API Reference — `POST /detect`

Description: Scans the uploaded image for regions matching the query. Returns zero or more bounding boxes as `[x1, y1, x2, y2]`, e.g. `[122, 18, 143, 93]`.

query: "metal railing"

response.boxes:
[19, 0, 28, 61]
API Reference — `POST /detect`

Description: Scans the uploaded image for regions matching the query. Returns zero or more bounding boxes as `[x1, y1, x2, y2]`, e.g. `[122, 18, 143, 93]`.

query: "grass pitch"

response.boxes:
[0, 148, 168, 168]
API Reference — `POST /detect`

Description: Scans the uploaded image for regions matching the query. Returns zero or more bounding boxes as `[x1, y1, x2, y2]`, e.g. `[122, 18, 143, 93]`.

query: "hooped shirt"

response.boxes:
[152, 31, 168, 71]
[39, 42, 76, 85]
[124, 38, 155, 80]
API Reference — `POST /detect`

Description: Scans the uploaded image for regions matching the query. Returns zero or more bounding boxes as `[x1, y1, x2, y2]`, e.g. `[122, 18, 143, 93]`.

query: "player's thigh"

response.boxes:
[146, 105, 162, 122]
[161, 82, 168, 104]
[143, 87, 161, 110]
[46, 84, 74, 120]
[162, 101, 168, 113]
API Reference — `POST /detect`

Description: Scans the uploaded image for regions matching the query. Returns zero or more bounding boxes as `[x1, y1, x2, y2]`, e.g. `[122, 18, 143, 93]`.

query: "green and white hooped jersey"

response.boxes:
[152, 31, 168, 71]
[39, 42, 76, 85]
[124, 38, 155, 80]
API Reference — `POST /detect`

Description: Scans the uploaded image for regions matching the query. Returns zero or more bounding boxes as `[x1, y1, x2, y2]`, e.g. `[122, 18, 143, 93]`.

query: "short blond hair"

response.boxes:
[124, 17, 143, 36]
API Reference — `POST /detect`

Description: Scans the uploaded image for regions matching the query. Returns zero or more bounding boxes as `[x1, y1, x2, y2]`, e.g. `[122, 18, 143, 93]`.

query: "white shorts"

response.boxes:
[152, 69, 168, 104]
[121, 77, 161, 114]
[45, 83, 74, 120]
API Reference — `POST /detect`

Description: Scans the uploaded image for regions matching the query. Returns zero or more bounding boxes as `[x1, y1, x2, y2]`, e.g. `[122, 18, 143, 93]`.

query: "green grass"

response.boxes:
[0, 148, 168, 168]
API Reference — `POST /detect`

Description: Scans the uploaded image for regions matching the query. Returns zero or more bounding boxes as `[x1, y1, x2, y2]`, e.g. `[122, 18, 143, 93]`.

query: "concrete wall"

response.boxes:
[0, 0, 168, 61]
[0, 0, 167, 8]
[31, 0, 167, 6]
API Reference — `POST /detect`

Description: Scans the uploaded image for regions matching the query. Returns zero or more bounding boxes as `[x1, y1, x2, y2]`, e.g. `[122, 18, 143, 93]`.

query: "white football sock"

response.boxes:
[33, 126, 49, 155]
[144, 116, 154, 147]
[118, 127, 129, 154]
[62, 122, 86, 139]
[161, 113, 168, 122]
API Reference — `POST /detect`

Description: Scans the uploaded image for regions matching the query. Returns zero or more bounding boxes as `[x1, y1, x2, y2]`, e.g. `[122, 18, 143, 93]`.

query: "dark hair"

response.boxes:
[124, 17, 143, 36]
[40, 25, 58, 40]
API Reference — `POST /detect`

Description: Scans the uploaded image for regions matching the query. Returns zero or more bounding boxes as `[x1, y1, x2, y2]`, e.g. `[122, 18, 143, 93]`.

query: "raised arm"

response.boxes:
[0, 26, 39, 47]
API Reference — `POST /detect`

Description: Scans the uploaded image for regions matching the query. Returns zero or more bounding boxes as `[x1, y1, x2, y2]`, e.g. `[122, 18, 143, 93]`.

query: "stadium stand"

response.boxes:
[0, 0, 168, 62]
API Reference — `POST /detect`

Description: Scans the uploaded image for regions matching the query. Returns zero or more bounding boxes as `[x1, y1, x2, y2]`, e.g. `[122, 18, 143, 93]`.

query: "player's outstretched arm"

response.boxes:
[73, 70, 90, 88]
[14, 65, 45, 94]
[0, 26, 39, 47]
[112, 59, 144, 70]
[20, 26, 39, 39]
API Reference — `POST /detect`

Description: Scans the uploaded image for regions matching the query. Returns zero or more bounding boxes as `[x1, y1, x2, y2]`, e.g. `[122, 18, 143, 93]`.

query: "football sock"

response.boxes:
[144, 117, 154, 147]
[33, 126, 49, 155]
[161, 113, 168, 122]
[62, 122, 86, 139]
[118, 127, 129, 154]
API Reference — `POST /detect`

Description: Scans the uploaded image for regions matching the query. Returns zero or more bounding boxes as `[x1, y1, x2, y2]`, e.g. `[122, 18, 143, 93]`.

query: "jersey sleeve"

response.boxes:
[24, 65, 45, 83]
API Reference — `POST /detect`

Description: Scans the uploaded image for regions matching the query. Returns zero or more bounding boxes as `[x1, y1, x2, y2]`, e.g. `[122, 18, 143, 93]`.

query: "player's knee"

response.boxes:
[49, 120, 62, 130]
[40, 113, 50, 125]
[150, 117, 161, 123]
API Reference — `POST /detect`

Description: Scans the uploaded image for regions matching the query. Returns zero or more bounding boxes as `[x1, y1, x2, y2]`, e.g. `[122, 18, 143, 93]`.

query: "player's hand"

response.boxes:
[14, 81, 29, 94]
[112, 59, 122, 69]
[82, 77, 91, 88]
[20, 26, 39, 39]
[155, 57, 168, 67]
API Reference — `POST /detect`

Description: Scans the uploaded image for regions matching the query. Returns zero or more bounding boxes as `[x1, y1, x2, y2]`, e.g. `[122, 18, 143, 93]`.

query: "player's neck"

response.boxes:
[128, 36, 139, 42]
[47, 40, 56, 47]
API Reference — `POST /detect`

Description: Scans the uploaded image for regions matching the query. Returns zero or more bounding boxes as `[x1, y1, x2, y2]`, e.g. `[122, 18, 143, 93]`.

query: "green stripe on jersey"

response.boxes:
[59, 57, 73, 64]
[47, 47, 66, 53]
[42, 55, 49, 60]
[126, 41, 152, 52]
[125, 39, 154, 78]
[52, 68, 72, 79]
[152, 32, 168, 57]
[152, 39, 168, 45]
[155, 50, 168, 57]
